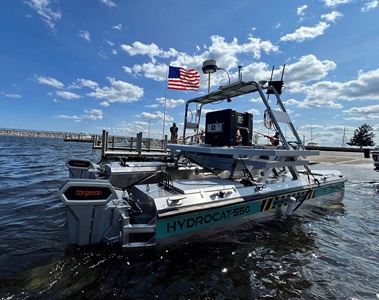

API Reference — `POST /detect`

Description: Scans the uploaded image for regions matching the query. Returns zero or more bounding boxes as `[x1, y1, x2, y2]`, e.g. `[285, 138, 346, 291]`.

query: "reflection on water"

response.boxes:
[0, 136, 378, 299]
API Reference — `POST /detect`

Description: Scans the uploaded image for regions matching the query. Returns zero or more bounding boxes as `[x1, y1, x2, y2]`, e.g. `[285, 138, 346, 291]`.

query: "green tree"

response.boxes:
[347, 123, 375, 148]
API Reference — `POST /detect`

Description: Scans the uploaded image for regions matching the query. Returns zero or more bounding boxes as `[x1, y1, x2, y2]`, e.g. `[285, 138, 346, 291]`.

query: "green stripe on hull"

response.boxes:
[156, 202, 261, 239]
[155, 182, 345, 239]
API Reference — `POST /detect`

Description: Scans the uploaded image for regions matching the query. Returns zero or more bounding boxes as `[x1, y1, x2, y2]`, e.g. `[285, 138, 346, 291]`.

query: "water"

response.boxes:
[0, 136, 378, 299]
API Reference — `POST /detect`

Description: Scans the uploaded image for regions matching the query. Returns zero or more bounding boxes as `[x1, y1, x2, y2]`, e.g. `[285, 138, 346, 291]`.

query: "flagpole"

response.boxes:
[162, 88, 167, 141]
[163, 67, 169, 141]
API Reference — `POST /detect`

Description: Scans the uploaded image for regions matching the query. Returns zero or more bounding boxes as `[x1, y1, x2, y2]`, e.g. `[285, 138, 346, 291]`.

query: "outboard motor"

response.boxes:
[66, 158, 101, 179]
[59, 179, 128, 245]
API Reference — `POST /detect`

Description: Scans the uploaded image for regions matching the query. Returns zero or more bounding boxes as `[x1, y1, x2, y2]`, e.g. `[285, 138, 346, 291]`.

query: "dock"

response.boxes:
[94, 130, 171, 160]
[63, 129, 375, 165]
[310, 150, 373, 165]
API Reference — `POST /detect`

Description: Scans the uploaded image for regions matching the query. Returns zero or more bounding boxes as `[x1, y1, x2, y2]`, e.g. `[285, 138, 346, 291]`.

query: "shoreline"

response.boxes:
[0, 128, 75, 139]
[0, 129, 375, 155]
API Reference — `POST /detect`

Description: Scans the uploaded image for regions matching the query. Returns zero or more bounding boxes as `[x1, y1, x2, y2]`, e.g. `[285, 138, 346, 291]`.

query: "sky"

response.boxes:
[1, 0, 379, 146]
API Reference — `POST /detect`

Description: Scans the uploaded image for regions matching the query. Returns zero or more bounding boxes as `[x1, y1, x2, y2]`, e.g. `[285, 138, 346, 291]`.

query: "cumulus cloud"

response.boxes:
[87, 77, 144, 103]
[121, 42, 178, 60]
[297, 5, 308, 17]
[285, 68, 379, 108]
[361, 0, 378, 12]
[126, 62, 168, 81]
[24, 0, 61, 30]
[4, 93, 22, 99]
[77, 79, 98, 89]
[84, 109, 103, 120]
[54, 114, 82, 121]
[123, 35, 279, 85]
[100, 101, 109, 107]
[56, 91, 80, 99]
[323, 0, 352, 7]
[138, 111, 173, 122]
[68, 79, 98, 89]
[100, 0, 116, 7]
[285, 55, 336, 84]
[55, 109, 103, 121]
[321, 11, 343, 22]
[343, 104, 379, 120]
[34, 75, 64, 89]
[280, 22, 330, 42]
[155, 97, 185, 109]
[78, 30, 91, 42]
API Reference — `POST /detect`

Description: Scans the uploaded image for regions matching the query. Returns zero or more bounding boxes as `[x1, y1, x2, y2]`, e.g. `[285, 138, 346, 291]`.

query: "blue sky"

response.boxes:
[1, 0, 378, 146]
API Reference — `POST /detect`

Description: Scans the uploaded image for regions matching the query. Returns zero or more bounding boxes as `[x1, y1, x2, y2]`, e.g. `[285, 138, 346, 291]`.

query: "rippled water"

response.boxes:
[0, 136, 378, 299]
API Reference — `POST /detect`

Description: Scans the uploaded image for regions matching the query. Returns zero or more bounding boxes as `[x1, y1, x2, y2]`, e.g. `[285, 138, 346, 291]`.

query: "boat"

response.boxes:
[63, 132, 93, 143]
[58, 78, 347, 249]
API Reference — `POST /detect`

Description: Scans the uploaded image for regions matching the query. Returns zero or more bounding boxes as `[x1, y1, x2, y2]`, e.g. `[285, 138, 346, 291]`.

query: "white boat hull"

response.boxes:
[59, 171, 346, 248]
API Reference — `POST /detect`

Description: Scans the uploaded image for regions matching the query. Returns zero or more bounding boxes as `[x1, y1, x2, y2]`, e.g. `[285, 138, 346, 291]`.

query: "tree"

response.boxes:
[347, 123, 375, 148]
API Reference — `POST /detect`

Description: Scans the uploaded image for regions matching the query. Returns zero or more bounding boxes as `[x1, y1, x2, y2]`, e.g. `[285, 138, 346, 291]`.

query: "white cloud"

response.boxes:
[286, 68, 379, 108]
[124, 35, 278, 85]
[127, 62, 168, 81]
[285, 54, 336, 84]
[100, 0, 116, 7]
[87, 77, 144, 103]
[77, 79, 98, 89]
[105, 39, 115, 47]
[121, 41, 178, 59]
[78, 30, 91, 42]
[56, 91, 80, 99]
[122, 66, 132, 74]
[112, 24, 122, 30]
[155, 97, 185, 108]
[343, 104, 379, 115]
[68, 79, 98, 89]
[55, 109, 103, 121]
[321, 11, 343, 22]
[297, 5, 308, 16]
[361, 1, 378, 12]
[343, 105, 379, 120]
[4, 93, 22, 99]
[24, 0, 61, 30]
[55, 114, 82, 120]
[280, 22, 330, 42]
[138, 111, 173, 122]
[100, 101, 109, 107]
[323, 0, 352, 7]
[34, 75, 64, 89]
[84, 109, 103, 120]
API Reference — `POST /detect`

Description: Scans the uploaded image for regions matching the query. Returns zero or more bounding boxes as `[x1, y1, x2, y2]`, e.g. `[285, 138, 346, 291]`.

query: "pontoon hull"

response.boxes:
[59, 173, 346, 248]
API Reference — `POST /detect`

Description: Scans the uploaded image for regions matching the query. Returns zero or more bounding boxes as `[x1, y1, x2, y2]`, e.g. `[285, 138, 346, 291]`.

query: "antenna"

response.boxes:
[267, 66, 275, 101]
[240, 25, 245, 67]
[280, 64, 286, 81]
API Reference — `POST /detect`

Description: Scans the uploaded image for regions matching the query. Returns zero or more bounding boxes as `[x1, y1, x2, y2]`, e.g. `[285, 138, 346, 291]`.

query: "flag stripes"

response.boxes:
[167, 66, 200, 91]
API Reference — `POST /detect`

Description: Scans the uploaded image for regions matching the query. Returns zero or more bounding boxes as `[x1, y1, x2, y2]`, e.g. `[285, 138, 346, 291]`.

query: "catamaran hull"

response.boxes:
[59, 174, 345, 249]
[153, 182, 344, 242]
[155, 187, 344, 247]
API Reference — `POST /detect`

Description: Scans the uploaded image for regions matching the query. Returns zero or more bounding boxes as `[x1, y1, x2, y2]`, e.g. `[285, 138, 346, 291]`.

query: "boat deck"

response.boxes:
[167, 144, 319, 157]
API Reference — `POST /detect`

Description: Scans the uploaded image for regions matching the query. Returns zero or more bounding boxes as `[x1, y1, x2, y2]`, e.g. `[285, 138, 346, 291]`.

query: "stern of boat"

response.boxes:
[58, 179, 158, 248]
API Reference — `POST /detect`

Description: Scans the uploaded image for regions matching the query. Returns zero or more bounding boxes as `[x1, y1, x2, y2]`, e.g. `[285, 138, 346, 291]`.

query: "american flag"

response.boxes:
[167, 66, 200, 91]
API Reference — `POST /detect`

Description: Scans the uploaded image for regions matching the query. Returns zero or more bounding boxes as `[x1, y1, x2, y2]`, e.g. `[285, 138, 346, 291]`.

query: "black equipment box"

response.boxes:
[205, 109, 252, 146]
